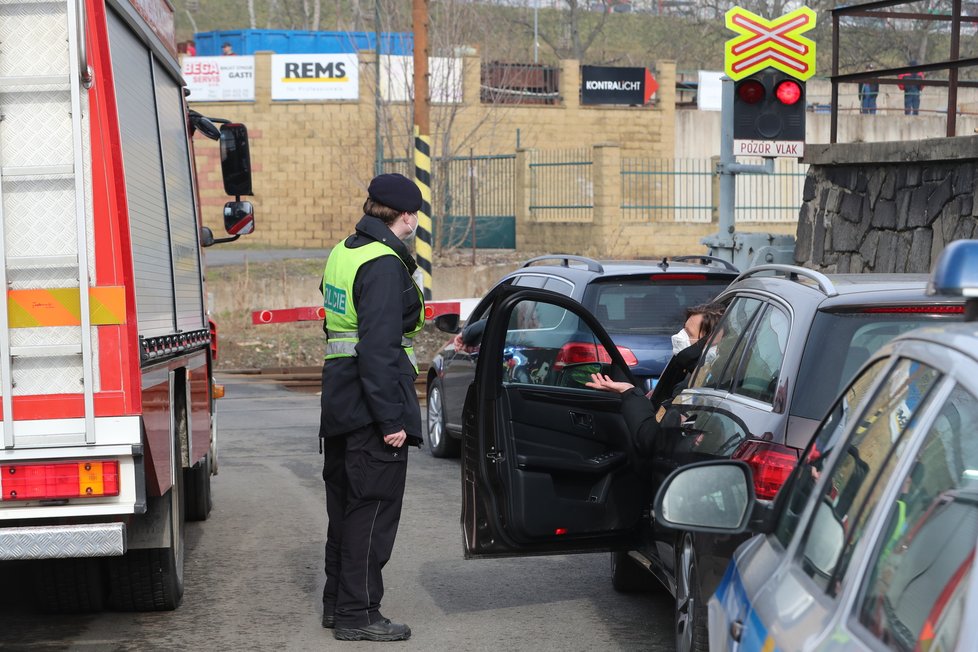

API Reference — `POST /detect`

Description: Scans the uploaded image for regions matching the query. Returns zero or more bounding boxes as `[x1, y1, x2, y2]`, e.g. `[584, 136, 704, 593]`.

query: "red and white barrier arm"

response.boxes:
[252, 300, 466, 325]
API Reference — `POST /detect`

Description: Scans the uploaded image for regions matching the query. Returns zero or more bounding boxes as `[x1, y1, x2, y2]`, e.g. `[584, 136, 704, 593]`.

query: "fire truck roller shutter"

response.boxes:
[107, 9, 203, 338]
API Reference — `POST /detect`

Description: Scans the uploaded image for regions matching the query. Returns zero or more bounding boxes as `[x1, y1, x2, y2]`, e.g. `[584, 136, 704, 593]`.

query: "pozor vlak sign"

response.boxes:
[724, 6, 815, 158]
[271, 54, 359, 101]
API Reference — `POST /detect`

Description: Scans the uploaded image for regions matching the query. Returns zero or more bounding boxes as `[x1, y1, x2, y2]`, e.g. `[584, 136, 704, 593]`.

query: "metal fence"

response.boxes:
[381, 154, 517, 248]
[621, 156, 808, 223]
[528, 148, 593, 223]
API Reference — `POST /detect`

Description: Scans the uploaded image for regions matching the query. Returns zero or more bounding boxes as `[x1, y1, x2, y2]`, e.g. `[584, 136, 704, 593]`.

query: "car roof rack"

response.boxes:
[667, 255, 740, 272]
[520, 255, 604, 273]
[734, 264, 838, 297]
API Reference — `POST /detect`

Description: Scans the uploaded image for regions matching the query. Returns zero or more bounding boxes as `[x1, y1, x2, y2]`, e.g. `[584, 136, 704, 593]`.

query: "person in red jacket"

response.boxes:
[898, 61, 923, 116]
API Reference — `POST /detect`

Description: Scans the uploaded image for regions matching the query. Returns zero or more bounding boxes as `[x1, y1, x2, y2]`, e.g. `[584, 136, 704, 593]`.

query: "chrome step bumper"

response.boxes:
[0, 523, 125, 560]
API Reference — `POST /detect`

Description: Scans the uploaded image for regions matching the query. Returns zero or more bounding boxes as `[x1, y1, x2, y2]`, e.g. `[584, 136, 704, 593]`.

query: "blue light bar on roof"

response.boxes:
[929, 239, 978, 298]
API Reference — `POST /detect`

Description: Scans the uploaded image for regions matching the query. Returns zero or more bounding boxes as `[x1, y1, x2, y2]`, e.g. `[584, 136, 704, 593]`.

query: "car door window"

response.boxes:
[512, 274, 546, 289]
[798, 359, 942, 595]
[688, 297, 763, 390]
[543, 276, 574, 296]
[732, 305, 789, 404]
[857, 383, 978, 651]
[775, 359, 888, 546]
[503, 297, 607, 389]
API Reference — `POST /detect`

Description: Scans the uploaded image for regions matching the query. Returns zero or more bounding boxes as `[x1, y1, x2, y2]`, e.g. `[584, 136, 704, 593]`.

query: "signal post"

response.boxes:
[704, 6, 816, 270]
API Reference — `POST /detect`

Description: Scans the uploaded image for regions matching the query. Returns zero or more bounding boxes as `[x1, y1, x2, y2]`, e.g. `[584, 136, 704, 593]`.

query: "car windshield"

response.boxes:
[791, 310, 960, 420]
[581, 278, 728, 335]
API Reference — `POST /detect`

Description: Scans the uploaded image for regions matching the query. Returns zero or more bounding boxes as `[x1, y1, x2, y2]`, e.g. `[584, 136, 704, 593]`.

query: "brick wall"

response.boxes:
[190, 52, 678, 249]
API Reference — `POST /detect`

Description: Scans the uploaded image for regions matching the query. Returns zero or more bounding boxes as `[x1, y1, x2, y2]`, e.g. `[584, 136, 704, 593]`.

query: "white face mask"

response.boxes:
[402, 212, 419, 240]
[671, 329, 691, 355]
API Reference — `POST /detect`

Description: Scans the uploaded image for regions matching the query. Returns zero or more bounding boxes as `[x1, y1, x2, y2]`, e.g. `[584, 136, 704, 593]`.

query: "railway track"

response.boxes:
[218, 365, 429, 404]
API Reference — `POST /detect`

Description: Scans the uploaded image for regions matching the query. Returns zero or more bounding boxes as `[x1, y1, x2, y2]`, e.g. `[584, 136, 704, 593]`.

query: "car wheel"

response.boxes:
[610, 550, 658, 592]
[425, 378, 459, 458]
[675, 534, 708, 652]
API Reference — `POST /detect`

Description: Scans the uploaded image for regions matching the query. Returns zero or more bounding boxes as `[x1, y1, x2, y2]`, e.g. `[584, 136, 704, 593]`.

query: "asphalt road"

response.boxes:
[0, 376, 674, 651]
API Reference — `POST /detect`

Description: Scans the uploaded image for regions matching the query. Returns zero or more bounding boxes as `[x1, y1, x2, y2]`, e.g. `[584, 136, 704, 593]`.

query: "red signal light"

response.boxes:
[737, 79, 765, 104]
[775, 80, 802, 105]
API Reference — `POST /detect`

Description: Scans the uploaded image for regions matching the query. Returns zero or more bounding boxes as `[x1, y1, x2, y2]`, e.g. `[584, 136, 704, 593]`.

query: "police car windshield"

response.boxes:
[581, 278, 728, 335]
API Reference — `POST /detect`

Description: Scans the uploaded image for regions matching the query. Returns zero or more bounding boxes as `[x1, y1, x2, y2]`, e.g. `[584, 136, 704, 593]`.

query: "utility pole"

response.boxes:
[412, 0, 433, 299]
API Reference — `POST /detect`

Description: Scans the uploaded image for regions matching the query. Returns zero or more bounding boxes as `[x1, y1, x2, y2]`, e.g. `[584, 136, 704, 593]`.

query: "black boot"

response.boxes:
[334, 618, 411, 642]
[322, 602, 336, 629]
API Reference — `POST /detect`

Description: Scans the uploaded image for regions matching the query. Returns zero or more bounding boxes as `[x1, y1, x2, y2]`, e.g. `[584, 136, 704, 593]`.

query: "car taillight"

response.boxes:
[553, 342, 638, 370]
[1, 461, 120, 501]
[860, 305, 964, 314]
[733, 441, 798, 500]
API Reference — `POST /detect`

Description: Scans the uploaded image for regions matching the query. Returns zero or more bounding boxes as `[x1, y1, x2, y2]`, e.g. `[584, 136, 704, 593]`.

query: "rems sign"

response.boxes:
[271, 54, 359, 101]
[581, 66, 658, 105]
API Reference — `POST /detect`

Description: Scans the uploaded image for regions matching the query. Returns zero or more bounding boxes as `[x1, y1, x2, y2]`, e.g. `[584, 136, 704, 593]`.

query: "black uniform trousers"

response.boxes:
[322, 424, 408, 628]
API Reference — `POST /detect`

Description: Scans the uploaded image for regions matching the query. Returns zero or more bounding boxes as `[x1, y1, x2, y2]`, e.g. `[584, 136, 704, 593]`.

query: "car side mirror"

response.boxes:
[434, 313, 461, 334]
[224, 200, 255, 236]
[654, 460, 755, 533]
[220, 123, 253, 196]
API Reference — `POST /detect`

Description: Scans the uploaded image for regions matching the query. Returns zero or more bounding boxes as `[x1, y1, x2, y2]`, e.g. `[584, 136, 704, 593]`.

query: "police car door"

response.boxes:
[461, 285, 647, 557]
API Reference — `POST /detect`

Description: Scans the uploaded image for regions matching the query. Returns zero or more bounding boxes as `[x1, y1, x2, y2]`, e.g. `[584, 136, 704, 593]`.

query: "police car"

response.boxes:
[654, 239, 978, 651]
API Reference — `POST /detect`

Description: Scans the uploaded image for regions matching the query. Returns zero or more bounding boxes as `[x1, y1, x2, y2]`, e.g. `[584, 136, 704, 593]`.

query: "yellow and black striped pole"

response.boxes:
[413, 126, 433, 299]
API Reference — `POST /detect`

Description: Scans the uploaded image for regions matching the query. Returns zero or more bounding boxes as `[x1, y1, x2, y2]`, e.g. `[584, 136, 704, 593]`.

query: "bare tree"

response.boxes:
[508, 0, 610, 62]
[248, 0, 257, 29]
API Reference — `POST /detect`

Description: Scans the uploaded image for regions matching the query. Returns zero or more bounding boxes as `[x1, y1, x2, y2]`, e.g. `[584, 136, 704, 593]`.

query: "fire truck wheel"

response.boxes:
[31, 557, 106, 613]
[108, 448, 185, 611]
[184, 453, 212, 522]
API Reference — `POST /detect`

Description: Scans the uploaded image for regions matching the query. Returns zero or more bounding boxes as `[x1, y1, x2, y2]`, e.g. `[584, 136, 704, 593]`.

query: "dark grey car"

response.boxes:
[424, 254, 739, 458]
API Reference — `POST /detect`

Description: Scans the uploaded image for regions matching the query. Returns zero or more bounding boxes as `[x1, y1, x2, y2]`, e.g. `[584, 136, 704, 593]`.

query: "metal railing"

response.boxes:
[528, 148, 593, 223]
[830, 0, 978, 141]
[621, 157, 807, 223]
[381, 153, 517, 248]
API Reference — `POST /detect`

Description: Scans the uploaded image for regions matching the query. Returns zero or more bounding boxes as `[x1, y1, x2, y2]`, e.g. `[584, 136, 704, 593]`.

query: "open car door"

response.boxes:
[461, 285, 648, 557]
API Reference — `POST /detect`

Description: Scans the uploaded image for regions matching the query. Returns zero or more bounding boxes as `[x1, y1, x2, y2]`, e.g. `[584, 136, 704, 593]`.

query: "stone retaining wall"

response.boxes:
[796, 136, 978, 273]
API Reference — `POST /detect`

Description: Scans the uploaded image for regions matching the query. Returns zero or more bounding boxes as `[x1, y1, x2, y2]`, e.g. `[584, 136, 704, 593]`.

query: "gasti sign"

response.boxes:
[724, 6, 817, 82]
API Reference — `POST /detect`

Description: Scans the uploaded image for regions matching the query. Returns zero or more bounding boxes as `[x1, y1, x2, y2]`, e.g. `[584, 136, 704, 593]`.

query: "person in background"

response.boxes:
[221, 42, 235, 56]
[318, 173, 424, 642]
[898, 60, 923, 115]
[859, 67, 879, 115]
[185, 40, 197, 56]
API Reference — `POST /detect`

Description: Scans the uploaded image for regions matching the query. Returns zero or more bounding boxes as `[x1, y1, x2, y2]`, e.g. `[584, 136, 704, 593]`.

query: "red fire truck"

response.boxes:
[0, 0, 254, 611]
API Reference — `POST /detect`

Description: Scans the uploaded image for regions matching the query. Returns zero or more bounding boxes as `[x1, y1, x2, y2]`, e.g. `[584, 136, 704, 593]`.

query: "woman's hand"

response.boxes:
[585, 373, 634, 394]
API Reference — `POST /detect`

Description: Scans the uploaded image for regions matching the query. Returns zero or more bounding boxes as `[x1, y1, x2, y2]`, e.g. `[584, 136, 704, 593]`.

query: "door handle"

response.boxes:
[730, 619, 744, 642]
[569, 411, 593, 430]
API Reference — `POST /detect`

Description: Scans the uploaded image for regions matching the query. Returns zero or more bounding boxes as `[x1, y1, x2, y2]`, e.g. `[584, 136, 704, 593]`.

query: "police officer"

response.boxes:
[319, 173, 424, 642]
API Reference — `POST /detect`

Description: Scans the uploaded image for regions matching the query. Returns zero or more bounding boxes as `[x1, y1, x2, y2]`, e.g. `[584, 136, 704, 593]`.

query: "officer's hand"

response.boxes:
[384, 429, 407, 448]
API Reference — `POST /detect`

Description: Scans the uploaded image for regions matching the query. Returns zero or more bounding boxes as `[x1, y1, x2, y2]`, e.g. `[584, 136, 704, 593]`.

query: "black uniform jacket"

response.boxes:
[319, 216, 423, 446]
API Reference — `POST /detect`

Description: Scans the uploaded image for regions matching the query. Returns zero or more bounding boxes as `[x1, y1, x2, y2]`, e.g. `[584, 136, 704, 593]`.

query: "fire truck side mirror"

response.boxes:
[219, 123, 253, 197]
[200, 226, 215, 247]
[223, 201, 255, 236]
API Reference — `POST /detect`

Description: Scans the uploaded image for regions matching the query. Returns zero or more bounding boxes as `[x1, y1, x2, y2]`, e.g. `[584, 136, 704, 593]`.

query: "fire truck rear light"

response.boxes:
[212, 382, 225, 399]
[733, 441, 798, 501]
[1, 461, 120, 501]
[555, 528, 567, 535]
